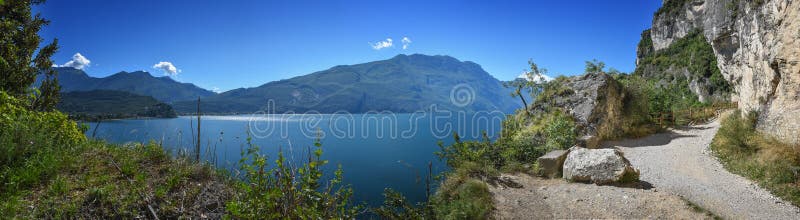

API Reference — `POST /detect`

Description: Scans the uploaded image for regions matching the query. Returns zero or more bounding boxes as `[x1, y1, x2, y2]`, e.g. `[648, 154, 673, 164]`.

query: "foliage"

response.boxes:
[225, 133, 363, 219]
[543, 112, 577, 152]
[503, 59, 548, 111]
[2, 139, 234, 218]
[57, 90, 178, 121]
[0, 0, 60, 111]
[711, 111, 800, 206]
[0, 91, 85, 202]
[584, 59, 606, 73]
[635, 29, 732, 98]
[533, 76, 573, 105]
[374, 188, 434, 219]
[430, 172, 493, 220]
[655, 0, 688, 17]
[637, 29, 654, 58]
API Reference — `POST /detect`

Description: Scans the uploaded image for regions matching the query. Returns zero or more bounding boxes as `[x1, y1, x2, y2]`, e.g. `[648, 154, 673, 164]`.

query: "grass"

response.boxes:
[711, 110, 800, 207]
[3, 140, 233, 219]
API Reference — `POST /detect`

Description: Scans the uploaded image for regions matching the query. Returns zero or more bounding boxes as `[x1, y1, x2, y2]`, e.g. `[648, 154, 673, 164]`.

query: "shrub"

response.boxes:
[543, 112, 576, 152]
[0, 91, 85, 200]
[225, 133, 363, 219]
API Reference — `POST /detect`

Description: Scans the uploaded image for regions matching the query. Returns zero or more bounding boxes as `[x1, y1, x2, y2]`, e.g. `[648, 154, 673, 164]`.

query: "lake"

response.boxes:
[85, 112, 506, 208]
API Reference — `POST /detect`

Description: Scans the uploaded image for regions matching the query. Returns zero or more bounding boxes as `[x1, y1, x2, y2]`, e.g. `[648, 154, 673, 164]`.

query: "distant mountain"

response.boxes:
[58, 90, 177, 121]
[173, 54, 521, 114]
[43, 67, 215, 103]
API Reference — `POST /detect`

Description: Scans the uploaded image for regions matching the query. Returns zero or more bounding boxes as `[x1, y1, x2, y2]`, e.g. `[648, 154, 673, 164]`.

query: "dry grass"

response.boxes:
[711, 111, 800, 207]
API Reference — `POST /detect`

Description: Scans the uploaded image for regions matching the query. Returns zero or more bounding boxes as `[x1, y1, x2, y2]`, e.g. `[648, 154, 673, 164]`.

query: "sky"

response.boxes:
[36, 0, 662, 93]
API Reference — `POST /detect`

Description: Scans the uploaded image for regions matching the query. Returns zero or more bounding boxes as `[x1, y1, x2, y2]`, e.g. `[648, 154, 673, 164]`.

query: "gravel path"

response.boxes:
[492, 116, 800, 219]
[491, 174, 710, 219]
[604, 117, 800, 219]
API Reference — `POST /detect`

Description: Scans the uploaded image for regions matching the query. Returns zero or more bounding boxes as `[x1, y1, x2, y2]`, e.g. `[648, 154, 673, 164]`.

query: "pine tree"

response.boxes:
[0, 0, 60, 111]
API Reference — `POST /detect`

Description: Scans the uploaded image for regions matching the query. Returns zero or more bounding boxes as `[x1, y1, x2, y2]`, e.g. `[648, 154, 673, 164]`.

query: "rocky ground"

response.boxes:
[492, 116, 800, 219]
[491, 174, 711, 219]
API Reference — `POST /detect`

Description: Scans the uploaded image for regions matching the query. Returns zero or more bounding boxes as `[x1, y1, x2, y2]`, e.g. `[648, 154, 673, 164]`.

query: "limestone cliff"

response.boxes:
[647, 0, 800, 144]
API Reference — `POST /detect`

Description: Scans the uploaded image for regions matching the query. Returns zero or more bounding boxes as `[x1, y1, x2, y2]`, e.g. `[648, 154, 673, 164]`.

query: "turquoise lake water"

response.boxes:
[85, 112, 505, 208]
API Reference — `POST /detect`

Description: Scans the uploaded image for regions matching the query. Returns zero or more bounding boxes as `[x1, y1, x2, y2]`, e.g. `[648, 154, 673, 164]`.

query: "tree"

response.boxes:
[585, 59, 606, 73]
[0, 0, 60, 111]
[504, 59, 547, 113]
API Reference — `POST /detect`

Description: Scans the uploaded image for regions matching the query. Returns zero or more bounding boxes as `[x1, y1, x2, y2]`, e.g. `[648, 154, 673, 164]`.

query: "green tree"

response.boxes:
[585, 59, 606, 73]
[0, 0, 60, 111]
[503, 59, 547, 112]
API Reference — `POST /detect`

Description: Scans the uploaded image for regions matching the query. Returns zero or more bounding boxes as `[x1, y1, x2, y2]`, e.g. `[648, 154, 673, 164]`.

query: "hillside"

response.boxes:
[173, 54, 520, 114]
[44, 67, 215, 103]
[57, 90, 177, 120]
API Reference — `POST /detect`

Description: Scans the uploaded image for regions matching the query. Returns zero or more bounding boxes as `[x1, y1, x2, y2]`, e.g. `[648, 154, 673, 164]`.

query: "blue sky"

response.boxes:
[36, 0, 662, 93]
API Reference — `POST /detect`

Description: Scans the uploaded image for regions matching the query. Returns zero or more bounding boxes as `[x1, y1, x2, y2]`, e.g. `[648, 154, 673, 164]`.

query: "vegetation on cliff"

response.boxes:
[635, 29, 731, 99]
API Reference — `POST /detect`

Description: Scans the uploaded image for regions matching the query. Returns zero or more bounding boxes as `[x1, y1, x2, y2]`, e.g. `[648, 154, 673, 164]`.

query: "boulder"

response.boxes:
[562, 147, 639, 184]
[531, 72, 624, 140]
[536, 150, 569, 178]
[577, 135, 600, 149]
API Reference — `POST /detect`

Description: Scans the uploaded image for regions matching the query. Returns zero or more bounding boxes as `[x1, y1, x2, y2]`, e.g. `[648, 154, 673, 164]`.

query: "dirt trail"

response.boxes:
[492, 117, 800, 219]
[606, 118, 800, 219]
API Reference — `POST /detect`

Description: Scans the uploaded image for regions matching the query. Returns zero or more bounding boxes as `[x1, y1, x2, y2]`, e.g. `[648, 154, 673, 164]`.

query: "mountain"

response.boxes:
[173, 54, 521, 114]
[57, 90, 177, 121]
[645, 0, 799, 144]
[44, 67, 215, 103]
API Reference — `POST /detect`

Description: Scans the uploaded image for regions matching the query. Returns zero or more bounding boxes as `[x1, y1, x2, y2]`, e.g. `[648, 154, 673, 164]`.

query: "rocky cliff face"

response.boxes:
[649, 0, 800, 144]
[532, 73, 625, 140]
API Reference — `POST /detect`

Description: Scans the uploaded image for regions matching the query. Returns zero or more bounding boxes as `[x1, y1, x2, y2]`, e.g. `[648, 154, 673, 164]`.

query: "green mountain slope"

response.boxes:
[173, 54, 521, 114]
[45, 67, 215, 103]
[57, 90, 177, 120]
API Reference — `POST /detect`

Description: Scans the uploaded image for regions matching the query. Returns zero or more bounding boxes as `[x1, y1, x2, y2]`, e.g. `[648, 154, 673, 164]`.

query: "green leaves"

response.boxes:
[0, 0, 60, 111]
[226, 131, 363, 219]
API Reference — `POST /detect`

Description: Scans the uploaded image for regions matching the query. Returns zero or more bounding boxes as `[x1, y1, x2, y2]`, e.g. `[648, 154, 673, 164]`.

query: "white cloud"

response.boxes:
[370, 38, 393, 50]
[401, 37, 412, 50]
[211, 87, 222, 93]
[57, 53, 91, 69]
[152, 61, 181, 76]
[517, 71, 554, 82]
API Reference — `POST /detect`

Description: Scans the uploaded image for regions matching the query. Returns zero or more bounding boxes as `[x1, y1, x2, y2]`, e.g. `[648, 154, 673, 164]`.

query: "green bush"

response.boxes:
[225, 133, 363, 219]
[0, 91, 85, 200]
[543, 112, 576, 152]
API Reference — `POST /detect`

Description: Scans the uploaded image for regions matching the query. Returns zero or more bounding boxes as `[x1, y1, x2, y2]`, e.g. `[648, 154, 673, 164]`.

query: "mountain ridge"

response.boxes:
[45, 67, 215, 103]
[173, 54, 520, 114]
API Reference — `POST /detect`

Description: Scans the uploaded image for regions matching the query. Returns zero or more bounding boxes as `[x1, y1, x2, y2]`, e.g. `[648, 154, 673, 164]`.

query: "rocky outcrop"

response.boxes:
[537, 150, 569, 178]
[562, 147, 640, 184]
[533, 73, 625, 139]
[648, 0, 800, 144]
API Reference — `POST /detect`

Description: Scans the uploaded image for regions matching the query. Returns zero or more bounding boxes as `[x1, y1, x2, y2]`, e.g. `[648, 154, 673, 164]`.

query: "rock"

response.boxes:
[577, 135, 600, 149]
[531, 72, 624, 140]
[537, 150, 569, 178]
[562, 147, 640, 184]
[648, 0, 800, 144]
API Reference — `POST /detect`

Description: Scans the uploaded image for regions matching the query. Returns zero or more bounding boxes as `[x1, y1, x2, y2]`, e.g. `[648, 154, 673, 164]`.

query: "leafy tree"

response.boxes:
[585, 59, 606, 73]
[0, 0, 60, 111]
[504, 59, 547, 112]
